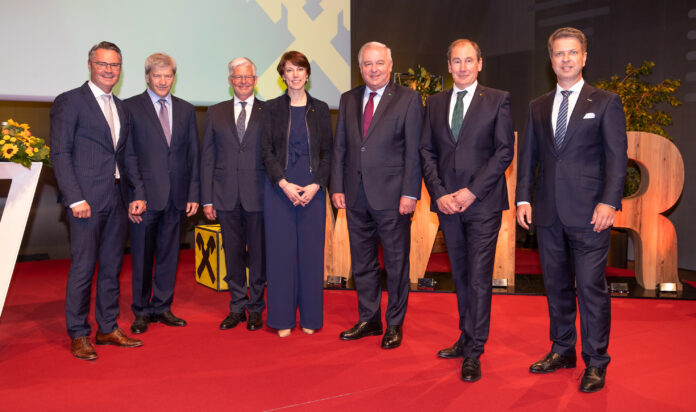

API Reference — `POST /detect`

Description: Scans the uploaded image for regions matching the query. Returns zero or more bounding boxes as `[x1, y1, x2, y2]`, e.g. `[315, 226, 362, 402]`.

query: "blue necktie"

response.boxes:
[554, 90, 572, 149]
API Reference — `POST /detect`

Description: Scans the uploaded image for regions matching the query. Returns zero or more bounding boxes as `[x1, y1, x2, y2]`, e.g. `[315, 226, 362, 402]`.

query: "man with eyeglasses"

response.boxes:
[516, 27, 628, 393]
[51, 41, 147, 360]
[201, 57, 266, 331]
[123, 53, 200, 335]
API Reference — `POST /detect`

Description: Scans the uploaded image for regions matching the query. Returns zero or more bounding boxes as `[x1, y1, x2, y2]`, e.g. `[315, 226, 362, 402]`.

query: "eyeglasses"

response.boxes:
[230, 75, 256, 81]
[92, 61, 122, 70]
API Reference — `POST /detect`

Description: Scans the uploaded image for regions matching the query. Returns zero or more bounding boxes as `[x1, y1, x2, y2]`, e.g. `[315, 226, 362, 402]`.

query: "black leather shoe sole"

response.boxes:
[220, 313, 246, 330]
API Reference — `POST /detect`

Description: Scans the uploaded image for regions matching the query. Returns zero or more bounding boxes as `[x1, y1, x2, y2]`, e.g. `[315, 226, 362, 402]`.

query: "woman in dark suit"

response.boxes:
[260, 51, 333, 337]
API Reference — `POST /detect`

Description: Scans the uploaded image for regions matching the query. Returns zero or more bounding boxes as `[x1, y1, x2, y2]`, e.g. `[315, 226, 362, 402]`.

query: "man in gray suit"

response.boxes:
[201, 57, 266, 331]
[331, 41, 423, 349]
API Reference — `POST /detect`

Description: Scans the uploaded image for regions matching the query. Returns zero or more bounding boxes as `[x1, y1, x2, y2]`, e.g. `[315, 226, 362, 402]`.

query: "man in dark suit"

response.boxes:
[201, 57, 266, 331]
[516, 27, 628, 393]
[51, 41, 147, 360]
[124, 53, 200, 334]
[420, 39, 514, 381]
[331, 41, 423, 349]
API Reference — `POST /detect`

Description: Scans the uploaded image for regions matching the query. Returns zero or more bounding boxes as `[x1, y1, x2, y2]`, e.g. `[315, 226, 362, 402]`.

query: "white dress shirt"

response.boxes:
[362, 83, 388, 114]
[448, 81, 478, 128]
[551, 78, 584, 134]
[234, 94, 255, 131]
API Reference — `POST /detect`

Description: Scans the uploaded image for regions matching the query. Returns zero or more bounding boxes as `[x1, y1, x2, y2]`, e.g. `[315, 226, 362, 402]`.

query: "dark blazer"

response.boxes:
[331, 82, 423, 210]
[51, 81, 145, 210]
[260, 91, 333, 187]
[201, 97, 265, 212]
[124, 91, 200, 211]
[420, 85, 514, 218]
[516, 83, 628, 227]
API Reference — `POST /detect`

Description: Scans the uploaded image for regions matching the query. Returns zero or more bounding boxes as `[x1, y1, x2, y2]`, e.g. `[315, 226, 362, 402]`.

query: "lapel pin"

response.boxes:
[388, 93, 392, 96]
[587, 98, 592, 102]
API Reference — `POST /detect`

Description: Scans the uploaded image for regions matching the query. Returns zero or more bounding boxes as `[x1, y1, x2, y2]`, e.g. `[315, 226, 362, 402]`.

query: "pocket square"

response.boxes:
[583, 112, 595, 119]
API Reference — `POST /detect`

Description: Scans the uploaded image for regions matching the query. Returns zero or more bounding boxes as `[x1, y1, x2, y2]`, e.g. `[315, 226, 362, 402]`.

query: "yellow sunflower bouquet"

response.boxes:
[0, 119, 51, 168]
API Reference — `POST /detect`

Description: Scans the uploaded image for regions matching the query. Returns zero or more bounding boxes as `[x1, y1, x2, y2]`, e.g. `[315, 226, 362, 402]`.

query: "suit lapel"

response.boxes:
[80, 83, 115, 152]
[364, 82, 394, 141]
[353, 85, 366, 142]
[242, 99, 262, 147]
[229, 99, 242, 146]
[114, 96, 128, 150]
[442, 88, 457, 144]
[170, 96, 187, 149]
[140, 91, 170, 148]
[560, 84, 594, 151]
[538, 90, 556, 153]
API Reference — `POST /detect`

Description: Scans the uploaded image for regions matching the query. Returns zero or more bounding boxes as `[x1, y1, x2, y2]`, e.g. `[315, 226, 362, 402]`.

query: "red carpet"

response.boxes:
[1, 250, 695, 411]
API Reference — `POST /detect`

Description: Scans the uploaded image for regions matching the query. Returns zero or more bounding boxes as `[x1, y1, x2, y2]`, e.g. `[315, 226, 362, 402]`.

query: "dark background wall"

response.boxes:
[351, 0, 695, 270]
[1, 0, 694, 269]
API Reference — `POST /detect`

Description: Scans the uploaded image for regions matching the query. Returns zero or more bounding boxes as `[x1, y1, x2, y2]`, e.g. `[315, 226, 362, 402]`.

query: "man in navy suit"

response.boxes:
[331, 41, 423, 349]
[201, 57, 266, 331]
[516, 27, 628, 393]
[124, 53, 200, 334]
[420, 39, 514, 382]
[51, 41, 147, 360]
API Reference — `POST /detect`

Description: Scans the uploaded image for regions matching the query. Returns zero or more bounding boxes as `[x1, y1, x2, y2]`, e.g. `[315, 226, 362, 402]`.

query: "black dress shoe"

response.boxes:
[438, 340, 463, 359]
[130, 315, 150, 334]
[151, 311, 187, 327]
[220, 312, 246, 330]
[339, 321, 383, 340]
[247, 312, 263, 331]
[529, 352, 577, 373]
[381, 325, 402, 349]
[579, 367, 606, 393]
[460, 357, 481, 382]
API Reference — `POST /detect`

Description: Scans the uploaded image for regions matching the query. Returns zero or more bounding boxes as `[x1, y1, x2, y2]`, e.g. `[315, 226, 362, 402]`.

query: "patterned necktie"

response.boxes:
[362, 92, 377, 139]
[158, 99, 171, 146]
[451, 90, 467, 141]
[237, 101, 247, 142]
[554, 90, 572, 149]
[101, 94, 117, 148]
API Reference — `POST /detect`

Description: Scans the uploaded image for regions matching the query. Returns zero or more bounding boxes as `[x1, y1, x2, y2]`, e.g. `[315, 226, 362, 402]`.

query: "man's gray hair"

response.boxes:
[228, 57, 257, 75]
[358, 41, 392, 65]
[145, 52, 177, 74]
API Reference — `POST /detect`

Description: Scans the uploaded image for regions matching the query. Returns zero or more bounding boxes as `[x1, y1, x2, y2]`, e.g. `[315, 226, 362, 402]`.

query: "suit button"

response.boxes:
[361, 147, 366, 152]
[357, 171, 361, 175]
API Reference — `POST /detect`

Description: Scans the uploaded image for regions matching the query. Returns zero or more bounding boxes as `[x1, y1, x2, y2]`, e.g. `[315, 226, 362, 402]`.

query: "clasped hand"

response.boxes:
[280, 179, 319, 207]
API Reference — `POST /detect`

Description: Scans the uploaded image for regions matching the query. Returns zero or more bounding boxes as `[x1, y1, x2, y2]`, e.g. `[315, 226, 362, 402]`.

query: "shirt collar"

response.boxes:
[453, 81, 478, 97]
[364, 83, 388, 99]
[556, 78, 584, 94]
[147, 88, 171, 105]
[88, 81, 113, 99]
[234, 94, 255, 106]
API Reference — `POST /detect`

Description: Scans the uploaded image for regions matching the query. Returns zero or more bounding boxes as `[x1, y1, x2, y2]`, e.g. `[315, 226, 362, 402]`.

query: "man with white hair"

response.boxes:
[124, 52, 200, 334]
[201, 57, 267, 331]
[331, 41, 423, 349]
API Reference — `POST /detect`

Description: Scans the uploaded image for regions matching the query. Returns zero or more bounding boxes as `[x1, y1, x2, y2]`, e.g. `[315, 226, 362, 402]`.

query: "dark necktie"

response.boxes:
[363, 92, 377, 139]
[237, 101, 247, 142]
[554, 90, 572, 149]
[158, 99, 171, 146]
[451, 90, 467, 141]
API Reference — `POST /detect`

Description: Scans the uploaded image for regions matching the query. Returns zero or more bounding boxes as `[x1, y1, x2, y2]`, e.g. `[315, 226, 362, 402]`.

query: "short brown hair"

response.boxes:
[276, 51, 311, 77]
[447, 39, 482, 61]
[88, 41, 122, 61]
[547, 27, 587, 56]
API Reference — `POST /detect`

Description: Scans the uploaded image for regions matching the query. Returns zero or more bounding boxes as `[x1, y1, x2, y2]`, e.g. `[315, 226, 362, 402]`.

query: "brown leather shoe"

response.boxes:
[70, 336, 97, 360]
[95, 328, 143, 347]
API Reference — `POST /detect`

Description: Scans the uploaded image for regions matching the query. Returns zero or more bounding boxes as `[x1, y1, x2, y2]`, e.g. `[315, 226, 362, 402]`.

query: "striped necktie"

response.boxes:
[554, 90, 572, 149]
